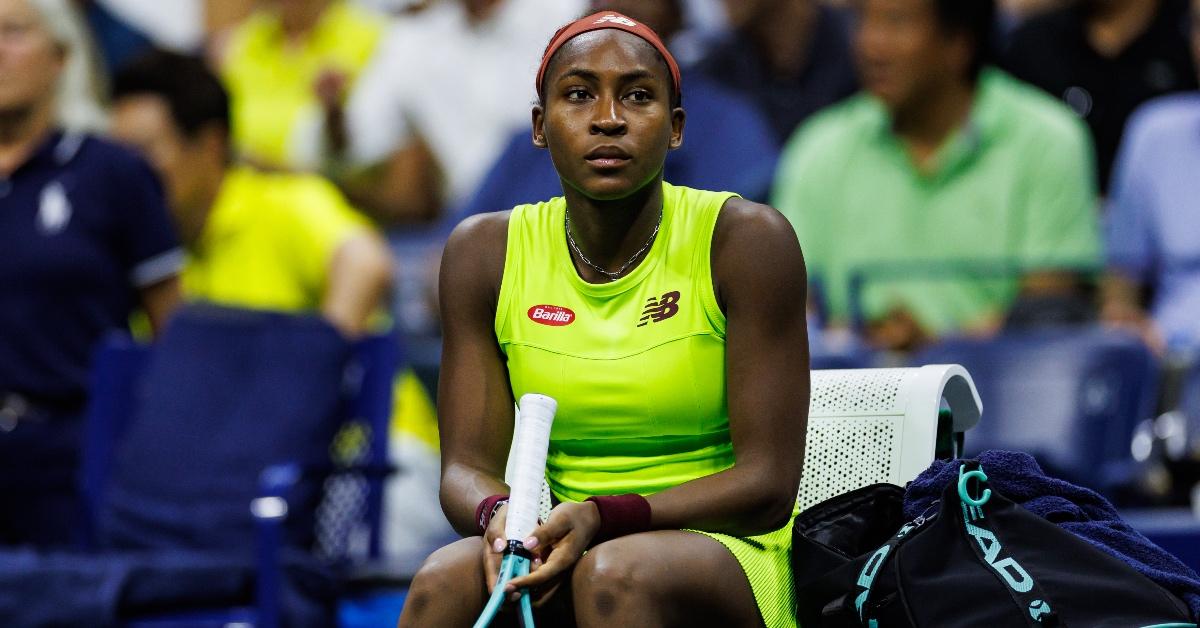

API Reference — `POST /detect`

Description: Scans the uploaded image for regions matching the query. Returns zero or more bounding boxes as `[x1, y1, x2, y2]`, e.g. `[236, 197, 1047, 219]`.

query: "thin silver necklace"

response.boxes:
[565, 205, 662, 282]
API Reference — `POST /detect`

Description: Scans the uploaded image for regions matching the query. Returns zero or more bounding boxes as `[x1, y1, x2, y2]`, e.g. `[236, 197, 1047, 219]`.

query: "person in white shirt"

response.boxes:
[338, 0, 586, 225]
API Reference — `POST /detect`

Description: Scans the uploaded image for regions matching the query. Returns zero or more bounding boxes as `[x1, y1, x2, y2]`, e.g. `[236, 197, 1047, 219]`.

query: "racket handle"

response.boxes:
[506, 394, 556, 542]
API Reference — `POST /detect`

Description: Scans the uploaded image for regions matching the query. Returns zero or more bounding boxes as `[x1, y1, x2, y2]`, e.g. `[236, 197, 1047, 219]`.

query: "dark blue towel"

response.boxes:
[904, 449, 1200, 616]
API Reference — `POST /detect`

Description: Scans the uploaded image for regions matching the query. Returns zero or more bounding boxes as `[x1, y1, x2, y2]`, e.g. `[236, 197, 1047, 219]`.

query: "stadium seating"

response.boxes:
[914, 327, 1160, 500]
[80, 305, 400, 627]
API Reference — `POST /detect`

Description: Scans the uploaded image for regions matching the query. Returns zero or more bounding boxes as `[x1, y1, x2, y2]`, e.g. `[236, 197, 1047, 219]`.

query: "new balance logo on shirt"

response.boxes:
[639, 291, 680, 327]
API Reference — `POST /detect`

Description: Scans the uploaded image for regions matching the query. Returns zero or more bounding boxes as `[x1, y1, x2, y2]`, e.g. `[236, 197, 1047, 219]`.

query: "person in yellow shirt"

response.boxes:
[217, 0, 384, 172]
[109, 50, 451, 557]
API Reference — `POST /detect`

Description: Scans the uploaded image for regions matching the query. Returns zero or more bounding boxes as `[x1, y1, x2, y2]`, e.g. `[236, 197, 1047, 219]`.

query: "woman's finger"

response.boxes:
[505, 538, 583, 591]
[521, 512, 570, 552]
[483, 536, 505, 593]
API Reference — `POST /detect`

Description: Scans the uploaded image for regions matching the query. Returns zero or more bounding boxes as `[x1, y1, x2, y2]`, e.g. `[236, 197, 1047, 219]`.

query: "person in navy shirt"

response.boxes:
[0, 0, 182, 547]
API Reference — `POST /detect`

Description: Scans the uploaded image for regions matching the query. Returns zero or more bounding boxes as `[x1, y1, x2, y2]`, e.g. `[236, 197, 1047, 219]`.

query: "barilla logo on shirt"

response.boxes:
[528, 305, 575, 326]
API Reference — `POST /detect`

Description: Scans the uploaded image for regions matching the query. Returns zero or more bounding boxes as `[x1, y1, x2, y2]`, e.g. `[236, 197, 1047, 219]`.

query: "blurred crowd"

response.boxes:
[2, 0, 1200, 557]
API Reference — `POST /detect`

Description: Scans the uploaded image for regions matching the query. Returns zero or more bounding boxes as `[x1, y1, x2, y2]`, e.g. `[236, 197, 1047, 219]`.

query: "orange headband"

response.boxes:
[535, 11, 682, 103]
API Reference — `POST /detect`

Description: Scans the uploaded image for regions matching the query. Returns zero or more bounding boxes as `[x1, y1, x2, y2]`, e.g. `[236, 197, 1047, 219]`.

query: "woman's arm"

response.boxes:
[436, 212, 519, 536]
[646, 197, 810, 536]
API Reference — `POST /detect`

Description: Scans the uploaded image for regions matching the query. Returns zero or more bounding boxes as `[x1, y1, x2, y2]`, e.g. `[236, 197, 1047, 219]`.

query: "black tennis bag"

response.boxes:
[792, 461, 1196, 627]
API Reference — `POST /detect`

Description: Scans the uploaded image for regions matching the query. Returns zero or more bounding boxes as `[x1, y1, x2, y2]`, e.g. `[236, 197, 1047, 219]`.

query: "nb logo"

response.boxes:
[594, 14, 637, 27]
[638, 291, 680, 327]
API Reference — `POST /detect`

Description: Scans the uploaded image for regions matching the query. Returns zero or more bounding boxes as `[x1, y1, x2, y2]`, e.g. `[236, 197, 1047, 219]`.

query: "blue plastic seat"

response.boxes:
[79, 304, 400, 627]
[914, 327, 1160, 498]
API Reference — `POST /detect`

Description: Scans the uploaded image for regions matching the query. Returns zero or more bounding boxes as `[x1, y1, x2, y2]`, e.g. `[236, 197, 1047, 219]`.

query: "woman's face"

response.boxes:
[534, 30, 683, 202]
[0, 0, 63, 116]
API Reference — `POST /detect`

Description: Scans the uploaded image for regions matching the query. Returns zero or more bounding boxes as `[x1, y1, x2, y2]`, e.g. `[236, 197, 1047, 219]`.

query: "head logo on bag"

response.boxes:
[958, 467, 1053, 620]
[1029, 600, 1052, 621]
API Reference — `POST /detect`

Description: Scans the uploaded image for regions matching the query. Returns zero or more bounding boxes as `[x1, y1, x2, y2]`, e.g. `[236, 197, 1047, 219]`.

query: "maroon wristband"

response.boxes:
[585, 494, 651, 546]
[476, 494, 509, 535]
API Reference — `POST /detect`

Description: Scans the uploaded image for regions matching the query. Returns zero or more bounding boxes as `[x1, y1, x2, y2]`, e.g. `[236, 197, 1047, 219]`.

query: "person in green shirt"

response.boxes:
[772, 0, 1102, 352]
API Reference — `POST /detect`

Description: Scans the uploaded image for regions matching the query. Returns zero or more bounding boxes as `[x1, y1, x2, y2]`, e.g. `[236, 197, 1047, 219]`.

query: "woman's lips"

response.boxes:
[586, 156, 631, 168]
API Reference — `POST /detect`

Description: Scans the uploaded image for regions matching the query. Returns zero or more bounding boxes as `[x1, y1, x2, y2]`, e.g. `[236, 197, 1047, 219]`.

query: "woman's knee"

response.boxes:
[408, 537, 484, 599]
[571, 537, 662, 610]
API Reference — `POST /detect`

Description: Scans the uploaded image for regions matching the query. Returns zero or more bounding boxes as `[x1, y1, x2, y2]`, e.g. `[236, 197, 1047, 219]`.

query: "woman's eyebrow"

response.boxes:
[557, 68, 601, 83]
[555, 68, 659, 84]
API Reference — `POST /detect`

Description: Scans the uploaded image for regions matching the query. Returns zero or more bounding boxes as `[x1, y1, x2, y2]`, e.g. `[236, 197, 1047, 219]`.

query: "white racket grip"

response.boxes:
[505, 394, 556, 542]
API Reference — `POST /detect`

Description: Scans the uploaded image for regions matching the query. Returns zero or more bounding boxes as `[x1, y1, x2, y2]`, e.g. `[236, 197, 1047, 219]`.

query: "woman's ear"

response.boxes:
[669, 106, 685, 150]
[532, 105, 548, 148]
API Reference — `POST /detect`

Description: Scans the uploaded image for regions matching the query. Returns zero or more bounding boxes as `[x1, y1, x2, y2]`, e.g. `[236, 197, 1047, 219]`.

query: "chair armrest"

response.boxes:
[252, 462, 400, 628]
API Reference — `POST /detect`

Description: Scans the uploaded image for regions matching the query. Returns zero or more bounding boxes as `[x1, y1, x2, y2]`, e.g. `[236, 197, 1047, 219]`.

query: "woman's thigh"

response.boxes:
[569, 530, 763, 628]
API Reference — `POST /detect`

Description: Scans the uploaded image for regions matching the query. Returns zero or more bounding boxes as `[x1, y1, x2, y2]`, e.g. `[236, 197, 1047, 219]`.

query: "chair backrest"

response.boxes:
[508, 365, 981, 516]
[915, 327, 1158, 497]
[798, 365, 981, 511]
[82, 305, 398, 559]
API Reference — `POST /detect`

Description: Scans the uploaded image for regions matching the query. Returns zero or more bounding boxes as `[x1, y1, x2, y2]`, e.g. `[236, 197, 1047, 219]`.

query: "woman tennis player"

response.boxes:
[399, 11, 810, 627]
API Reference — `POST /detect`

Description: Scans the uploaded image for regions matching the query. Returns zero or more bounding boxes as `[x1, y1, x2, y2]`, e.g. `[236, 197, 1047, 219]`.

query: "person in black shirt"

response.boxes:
[698, 0, 859, 145]
[0, 0, 182, 547]
[1004, 0, 1198, 191]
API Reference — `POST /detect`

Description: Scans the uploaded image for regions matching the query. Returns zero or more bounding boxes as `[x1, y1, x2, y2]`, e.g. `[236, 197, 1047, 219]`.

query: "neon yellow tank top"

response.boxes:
[495, 182, 737, 502]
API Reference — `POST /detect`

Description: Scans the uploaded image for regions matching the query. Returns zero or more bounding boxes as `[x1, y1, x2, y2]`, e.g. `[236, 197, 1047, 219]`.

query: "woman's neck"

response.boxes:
[0, 102, 53, 176]
[561, 176, 665, 280]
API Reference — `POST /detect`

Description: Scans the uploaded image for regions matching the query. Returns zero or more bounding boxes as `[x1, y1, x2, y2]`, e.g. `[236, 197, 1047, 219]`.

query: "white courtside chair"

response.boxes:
[509, 364, 982, 519]
[799, 365, 982, 511]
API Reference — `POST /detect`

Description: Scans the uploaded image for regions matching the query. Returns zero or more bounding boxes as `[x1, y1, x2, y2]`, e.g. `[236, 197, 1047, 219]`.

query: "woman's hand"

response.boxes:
[503, 501, 601, 605]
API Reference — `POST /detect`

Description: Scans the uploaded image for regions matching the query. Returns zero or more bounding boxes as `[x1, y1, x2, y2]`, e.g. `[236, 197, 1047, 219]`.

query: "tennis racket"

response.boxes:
[473, 393, 557, 628]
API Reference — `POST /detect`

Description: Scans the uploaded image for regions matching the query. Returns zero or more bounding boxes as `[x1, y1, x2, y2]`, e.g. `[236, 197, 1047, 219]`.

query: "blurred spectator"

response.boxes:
[109, 51, 451, 557]
[460, 0, 780, 216]
[339, 0, 586, 225]
[32, 0, 108, 132]
[1101, 0, 1200, 355]
[0, 0, 182, 547]
[697, 0, 859, 145]
[1004, 0, 1198, 191]
[773, 0, 1102, 352]
[216, 0, 386, 172]
[110, 51, 392, 337]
